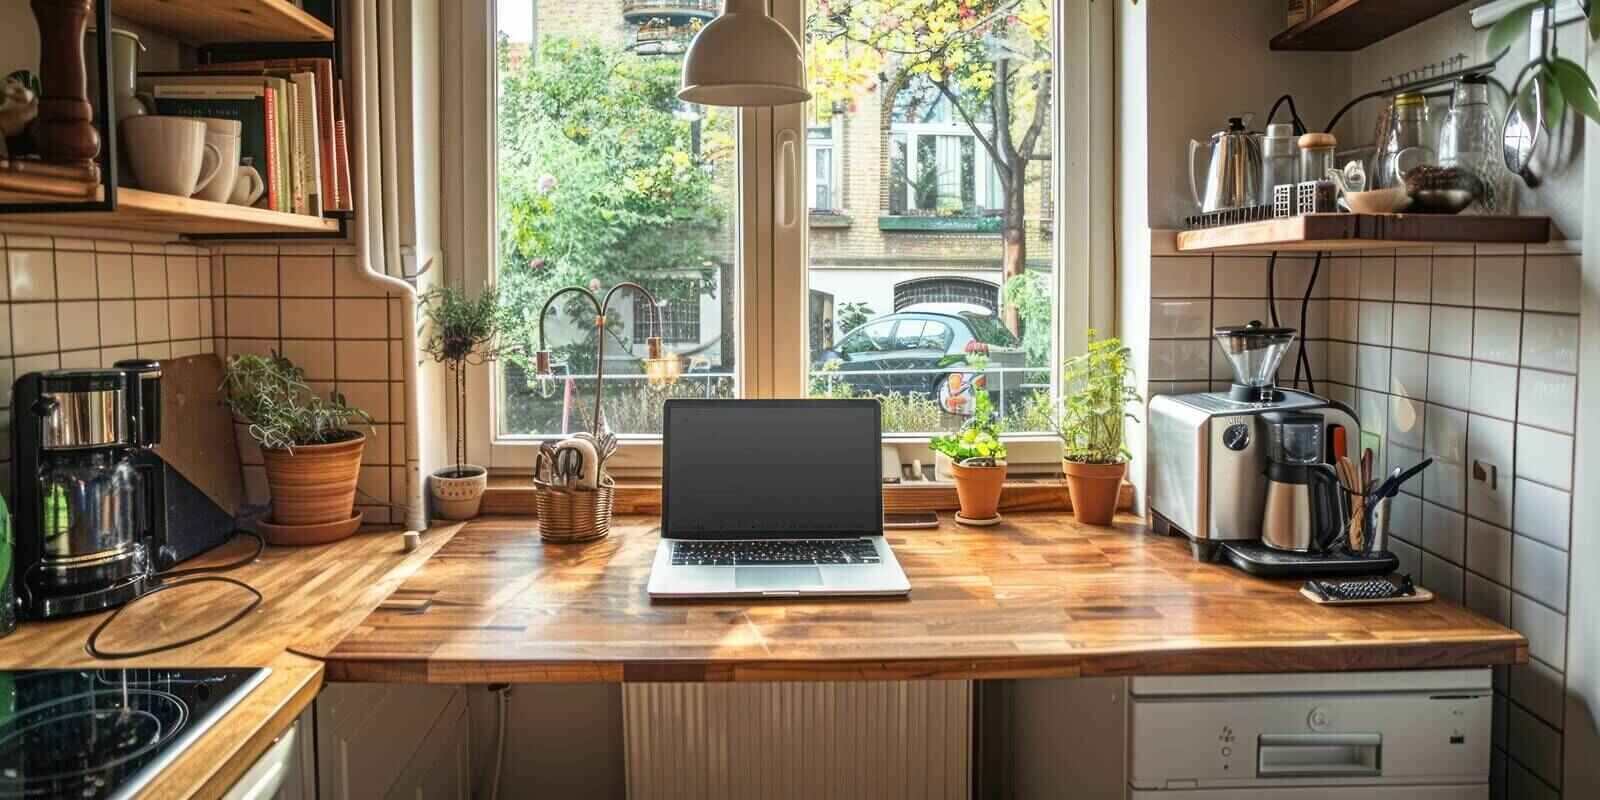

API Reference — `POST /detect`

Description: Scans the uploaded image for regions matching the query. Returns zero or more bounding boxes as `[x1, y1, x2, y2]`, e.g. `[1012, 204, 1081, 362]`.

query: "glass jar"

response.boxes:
[1297, 132, 1338, 185]
[1439, 75, 1510, 211]
[1375, 92, 1437, 189]
[1260, 123, 1299, 201]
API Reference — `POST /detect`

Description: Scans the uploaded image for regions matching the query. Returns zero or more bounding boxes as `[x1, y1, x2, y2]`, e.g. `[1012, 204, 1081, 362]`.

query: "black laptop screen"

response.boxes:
[663, 400, 883, 538]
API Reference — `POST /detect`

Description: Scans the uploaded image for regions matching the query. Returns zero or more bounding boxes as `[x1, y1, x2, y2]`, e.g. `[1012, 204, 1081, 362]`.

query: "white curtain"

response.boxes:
[346, 0, 443, 531]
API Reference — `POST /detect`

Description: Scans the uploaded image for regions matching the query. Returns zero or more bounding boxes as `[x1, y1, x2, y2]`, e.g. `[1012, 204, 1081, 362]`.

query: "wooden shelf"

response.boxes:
[112, 0, 334, 45]
[1271, 0, 1473, 51]
[1176, 213, 1552, 254]
[0, 186, 341, 236]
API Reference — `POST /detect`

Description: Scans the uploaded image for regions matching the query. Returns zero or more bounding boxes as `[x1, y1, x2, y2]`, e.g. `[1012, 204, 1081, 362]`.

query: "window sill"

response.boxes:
[878, 215, 1002, 233]
[477, 476, 1133, 517]
[808, 212, 854, 229]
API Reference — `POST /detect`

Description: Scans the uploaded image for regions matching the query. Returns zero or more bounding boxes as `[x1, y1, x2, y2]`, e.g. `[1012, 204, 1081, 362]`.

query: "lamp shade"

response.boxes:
[678, 0, 811, 107]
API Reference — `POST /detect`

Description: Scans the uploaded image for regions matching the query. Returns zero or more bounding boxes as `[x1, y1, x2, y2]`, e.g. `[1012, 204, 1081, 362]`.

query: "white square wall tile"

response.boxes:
[0, 306, 11, 356]
[1271, 257, 1323, 298]
[1512, 593, 1566, 666]
[1329, 256, 1360, 298]
[1514, 479, 1571, 551]
[11, 303, 57, 355]
[1421, 553, 1464, 603]
[1328, 300, 1357, 341]
[55, 251, 97, 300]
[1360, 254, 1395, 300]
[1427, 355, 1470, 409]
[95, 253, 133, 299]
[1464, 571, 1511, 626]
[135, 299, 169, 343]
[1390, 348, 1427, 400]
[1431, 254, 1474, 305]
[1391, 538, 1422, 578]
[1515, 426, 1572, 491]
[1510, 659, 1565, 729]
[57, 301, 100, 352]
[1518, 369, 1576, 433]
[279, 255, 335, 297]
[1425, 405, 1468, 511]
[1394, 256, 1431, 302]
[1466, 517, 1511, 584]
[1213, 256, 1268, 297]
[224, 254, 279, 296]
[1150, 256, 1212, 298]
[1389, 394, 1425, 449]
[334, 256, 386, 297]
[1525, 255, 1580, 313]
[8, 250, 55, 300]
[1392, 304, 1429, 350]
[1359, 390, 1390, 475]
[335, 340, 390, 380]
[98, 301, 136, 346]
[279, 339, 336, 380]
[1357, 301, 1393, 346]
[1506, 702, 1564, 789]
[1423, 501, 1466, 564]
[1467, 361, 1517, 420]
[1474, 252, 1524, 309]
[132, 254, 166, 298]
[1472, 309, 1521, 364]
[1513, 535, 1568, 612]
[1356, 345, 1390, 392]
[1428, 306, 1473, 359]
[169, 299, 201, 341]
[1521, 313, 1578, 373]
[166, 255, 199, 297]
[281, 298, 333, 339]
[1466, 415, 1515, 529]
[334, 298, 391, 339]
[226, 298, 279, 339]
[1151, 339, 1211, 381]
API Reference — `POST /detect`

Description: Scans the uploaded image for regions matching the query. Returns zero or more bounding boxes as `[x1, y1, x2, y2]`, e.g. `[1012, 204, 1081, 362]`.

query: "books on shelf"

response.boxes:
[135, 57, 352, 217]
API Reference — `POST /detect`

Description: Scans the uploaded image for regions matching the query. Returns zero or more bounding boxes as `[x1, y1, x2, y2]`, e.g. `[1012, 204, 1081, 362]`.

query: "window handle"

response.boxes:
[777, 128, 799, 228]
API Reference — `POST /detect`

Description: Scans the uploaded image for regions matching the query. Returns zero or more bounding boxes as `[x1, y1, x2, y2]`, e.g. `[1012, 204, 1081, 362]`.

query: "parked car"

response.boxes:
[812, 306, 1025, 412]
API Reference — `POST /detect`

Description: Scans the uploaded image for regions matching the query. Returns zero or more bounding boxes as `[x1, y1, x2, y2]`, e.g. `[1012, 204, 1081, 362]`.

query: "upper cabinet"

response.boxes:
[1271, 0, 1475, 51]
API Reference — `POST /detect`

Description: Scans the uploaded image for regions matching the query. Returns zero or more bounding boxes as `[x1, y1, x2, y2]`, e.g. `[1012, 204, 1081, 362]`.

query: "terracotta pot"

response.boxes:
[1062, 458, 1126, 526]
[950, 460, 1006, 521]
[431, 465, 489, 520]
[260, 432, 366, 527]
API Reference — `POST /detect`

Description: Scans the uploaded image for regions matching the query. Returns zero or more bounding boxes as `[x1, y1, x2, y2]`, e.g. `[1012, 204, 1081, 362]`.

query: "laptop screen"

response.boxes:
[662, 400, 883, 539]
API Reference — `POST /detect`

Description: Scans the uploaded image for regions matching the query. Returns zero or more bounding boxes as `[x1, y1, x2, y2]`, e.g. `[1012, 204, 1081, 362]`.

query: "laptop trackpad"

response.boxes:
[735, 566, 824, 590]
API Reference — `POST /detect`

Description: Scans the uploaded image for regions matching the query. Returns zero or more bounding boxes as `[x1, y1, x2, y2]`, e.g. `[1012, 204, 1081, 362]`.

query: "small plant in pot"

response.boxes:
[419, 284, 505, 520]
[1058, 332, 1140, 526]
[930, 390, 1008, 525]
[221, 353, 373, 545]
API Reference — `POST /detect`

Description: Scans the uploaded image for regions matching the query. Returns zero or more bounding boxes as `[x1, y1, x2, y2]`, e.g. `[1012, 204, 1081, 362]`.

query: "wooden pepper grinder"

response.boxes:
[30, 0, 100, 171]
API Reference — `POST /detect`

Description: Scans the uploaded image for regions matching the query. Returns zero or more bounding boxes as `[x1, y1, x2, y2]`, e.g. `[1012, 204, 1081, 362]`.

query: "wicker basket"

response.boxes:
[533, 475, 615, 543]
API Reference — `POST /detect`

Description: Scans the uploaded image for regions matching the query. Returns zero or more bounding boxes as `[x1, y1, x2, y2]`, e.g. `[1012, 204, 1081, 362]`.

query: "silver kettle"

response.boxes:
[1190, 117, 1262, 213]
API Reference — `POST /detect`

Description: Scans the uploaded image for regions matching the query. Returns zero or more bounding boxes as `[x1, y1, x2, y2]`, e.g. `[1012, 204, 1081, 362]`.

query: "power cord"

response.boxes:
[1266, 250, 1321, 394]
[85, 530, 266, 660]
[488, 683, 512, 800]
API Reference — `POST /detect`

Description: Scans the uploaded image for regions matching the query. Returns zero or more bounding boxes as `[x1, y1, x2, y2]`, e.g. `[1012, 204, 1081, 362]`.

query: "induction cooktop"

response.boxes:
[0, 667, 268, 799]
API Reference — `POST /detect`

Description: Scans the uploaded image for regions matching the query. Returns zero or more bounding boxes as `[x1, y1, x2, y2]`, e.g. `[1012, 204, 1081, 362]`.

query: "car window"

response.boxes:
[840, 320, 895, 354]
[961, 312, 1019, 347]
[894, 321, 928, 350]
[920, 321, 953, 350]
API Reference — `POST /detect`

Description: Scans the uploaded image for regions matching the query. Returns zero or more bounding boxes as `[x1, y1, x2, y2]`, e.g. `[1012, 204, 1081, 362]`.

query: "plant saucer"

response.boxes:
[954, 512, 1003, 527]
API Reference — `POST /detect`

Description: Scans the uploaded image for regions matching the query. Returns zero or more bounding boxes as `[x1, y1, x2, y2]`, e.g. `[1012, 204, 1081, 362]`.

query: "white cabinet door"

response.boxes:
[386, 695, 471, 799]
[314, 684, 469, 800]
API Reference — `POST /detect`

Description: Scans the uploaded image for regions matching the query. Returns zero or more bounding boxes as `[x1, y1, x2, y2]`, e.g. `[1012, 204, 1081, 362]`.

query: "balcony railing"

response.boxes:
[622, 0, 719, 20]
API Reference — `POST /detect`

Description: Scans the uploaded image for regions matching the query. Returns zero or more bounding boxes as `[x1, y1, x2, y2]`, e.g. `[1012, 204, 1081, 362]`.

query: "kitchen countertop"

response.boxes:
[323, 514, 1528, 684]
[0, 523, 463, 798]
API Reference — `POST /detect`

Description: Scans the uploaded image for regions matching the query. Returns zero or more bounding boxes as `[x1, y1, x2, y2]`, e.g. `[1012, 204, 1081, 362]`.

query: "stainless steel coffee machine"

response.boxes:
[10, 365, 160, 618]
[1148, 323, 1359, 561]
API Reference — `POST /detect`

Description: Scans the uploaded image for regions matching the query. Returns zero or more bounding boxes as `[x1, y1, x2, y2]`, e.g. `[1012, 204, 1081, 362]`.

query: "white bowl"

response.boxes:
[1341, 187, 1411, 214]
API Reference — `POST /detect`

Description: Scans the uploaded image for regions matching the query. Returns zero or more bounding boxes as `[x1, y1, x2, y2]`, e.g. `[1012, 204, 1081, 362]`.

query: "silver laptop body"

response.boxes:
[647, 399, 911, 599]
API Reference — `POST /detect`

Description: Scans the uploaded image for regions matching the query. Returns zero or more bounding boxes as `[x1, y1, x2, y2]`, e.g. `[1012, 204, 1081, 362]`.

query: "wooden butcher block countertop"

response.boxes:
[323, 514, 1528, 684]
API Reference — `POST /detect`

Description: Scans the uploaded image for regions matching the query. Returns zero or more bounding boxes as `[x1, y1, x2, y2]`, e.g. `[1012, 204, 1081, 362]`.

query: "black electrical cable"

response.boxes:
[1267, 251, 1282, 328]
[1266, 94, 1307, 135]
[1294, 252, 1323, 395]
[85, 530, 266, 660]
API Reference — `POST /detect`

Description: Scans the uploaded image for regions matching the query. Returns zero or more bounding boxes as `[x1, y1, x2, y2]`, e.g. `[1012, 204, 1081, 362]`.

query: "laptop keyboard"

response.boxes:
[670, 539, 882, 566]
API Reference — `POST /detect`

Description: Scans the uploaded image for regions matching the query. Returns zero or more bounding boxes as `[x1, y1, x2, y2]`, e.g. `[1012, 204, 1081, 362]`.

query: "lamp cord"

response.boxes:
[85, 530, 266, 660]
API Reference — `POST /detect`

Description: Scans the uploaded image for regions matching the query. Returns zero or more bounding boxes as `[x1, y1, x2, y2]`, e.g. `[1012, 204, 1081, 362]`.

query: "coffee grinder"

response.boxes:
[10, 365, 159, 618]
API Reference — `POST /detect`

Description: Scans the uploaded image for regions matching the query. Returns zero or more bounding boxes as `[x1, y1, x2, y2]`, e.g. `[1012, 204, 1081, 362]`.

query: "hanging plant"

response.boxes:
[1489, 0, 1600, 129]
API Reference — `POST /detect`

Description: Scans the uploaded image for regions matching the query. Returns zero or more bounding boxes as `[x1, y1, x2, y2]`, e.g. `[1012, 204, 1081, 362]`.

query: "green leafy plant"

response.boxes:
[419, 285, 506, 474]
[836, 301, 874, 335]
[930, 390, 1008, 465]
[1058, 332, 1139, 465]
[221, 353, 373, 452]
[1489, 1, 1600, 129]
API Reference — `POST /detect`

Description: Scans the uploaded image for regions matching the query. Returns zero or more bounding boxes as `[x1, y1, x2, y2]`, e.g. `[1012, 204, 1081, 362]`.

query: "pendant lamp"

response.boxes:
[678, 0, 811, 107]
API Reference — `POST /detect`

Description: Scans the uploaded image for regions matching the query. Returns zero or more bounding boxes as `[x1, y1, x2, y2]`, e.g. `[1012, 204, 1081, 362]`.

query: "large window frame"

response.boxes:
[443, 0, 1114, 477]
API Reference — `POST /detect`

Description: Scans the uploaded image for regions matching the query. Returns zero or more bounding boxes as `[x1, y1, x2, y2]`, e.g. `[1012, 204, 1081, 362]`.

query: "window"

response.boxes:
[457, 0, 1106, 471]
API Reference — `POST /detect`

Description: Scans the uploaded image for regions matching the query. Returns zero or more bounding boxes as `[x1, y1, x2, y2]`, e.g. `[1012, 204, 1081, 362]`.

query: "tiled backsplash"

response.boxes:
[0, 234, 414, 527]
[1148, 239, 1582, 800]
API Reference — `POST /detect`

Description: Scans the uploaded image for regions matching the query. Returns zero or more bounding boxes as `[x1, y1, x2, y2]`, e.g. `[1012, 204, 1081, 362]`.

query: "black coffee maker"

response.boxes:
[10, 364, 159, 618]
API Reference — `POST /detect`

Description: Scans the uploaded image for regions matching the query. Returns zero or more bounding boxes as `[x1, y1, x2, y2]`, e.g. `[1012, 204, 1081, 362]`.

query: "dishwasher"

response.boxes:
[1127, 668, 1492, 798]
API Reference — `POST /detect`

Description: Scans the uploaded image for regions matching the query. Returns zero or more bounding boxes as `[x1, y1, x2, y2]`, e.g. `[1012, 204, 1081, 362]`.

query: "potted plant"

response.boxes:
[930, 390, 1008, 525]
[419, 285, 505, 519]
[221, 353, 373, 545]
[1058, 332, 1140, 525]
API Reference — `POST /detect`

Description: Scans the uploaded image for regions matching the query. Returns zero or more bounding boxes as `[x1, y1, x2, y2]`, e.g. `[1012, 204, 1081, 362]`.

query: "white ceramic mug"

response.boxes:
[229, 164, 267, 207]
[192, 117, 243, 203]
[121, 116, 221, 197]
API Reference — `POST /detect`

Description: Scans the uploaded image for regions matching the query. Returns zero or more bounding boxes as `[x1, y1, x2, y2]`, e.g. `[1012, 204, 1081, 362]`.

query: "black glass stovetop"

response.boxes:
[0, 668, 268, 799]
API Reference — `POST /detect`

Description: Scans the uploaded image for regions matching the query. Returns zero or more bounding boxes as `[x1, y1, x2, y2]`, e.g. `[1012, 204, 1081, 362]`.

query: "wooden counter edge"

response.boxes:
[136, 652, 325, 800]
[321, 636, 1528, 685]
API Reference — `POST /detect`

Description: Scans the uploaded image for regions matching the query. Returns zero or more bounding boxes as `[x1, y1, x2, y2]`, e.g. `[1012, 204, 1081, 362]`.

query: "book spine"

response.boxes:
[294, 74, 323, 216]
[288, 81, 305, 215]
[263, 86, 281, 212]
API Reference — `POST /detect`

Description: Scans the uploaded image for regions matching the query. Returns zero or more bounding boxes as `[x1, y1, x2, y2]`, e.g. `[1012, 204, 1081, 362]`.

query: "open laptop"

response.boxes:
[647, 399, 912, 599]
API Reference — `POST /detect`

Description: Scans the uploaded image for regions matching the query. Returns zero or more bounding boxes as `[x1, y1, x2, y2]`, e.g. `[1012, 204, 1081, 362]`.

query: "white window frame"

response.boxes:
[443, 0, 1113, 477]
